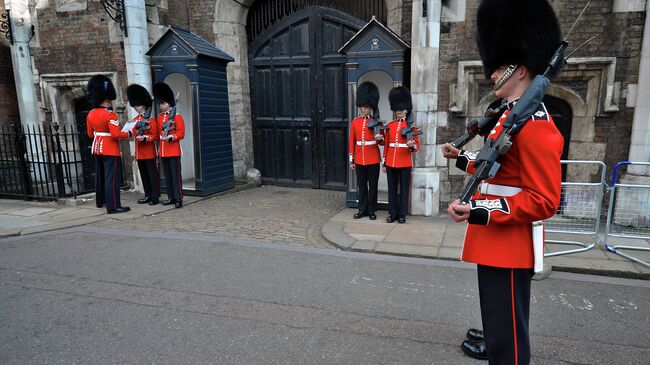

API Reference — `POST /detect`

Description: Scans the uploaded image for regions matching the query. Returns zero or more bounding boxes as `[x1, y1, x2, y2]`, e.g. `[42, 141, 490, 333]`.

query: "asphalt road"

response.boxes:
[0, 227, 648, 364]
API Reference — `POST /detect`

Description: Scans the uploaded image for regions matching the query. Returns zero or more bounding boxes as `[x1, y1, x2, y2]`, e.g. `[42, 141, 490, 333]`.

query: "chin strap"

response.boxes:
[494, 64, 518, 91]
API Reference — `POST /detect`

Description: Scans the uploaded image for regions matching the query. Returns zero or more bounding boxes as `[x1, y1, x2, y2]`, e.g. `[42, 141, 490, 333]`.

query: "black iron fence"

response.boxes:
[0, 123, 95, 200]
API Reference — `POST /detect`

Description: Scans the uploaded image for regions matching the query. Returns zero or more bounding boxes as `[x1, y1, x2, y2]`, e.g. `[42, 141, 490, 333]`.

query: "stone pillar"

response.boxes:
[626, 0, 650, 177]
[409, 0, 442, 216]
[6, 2, 48, 183]
[123, 0, 152, 107]
[123, 0, 153, 193]
[213, 0, 255, 180]
[7, 10, 39, 127]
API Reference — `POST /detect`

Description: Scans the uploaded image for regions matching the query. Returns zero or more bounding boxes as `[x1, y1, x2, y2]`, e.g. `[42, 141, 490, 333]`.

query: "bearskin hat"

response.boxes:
[126, 84, 152, 108]
[153, 82, 175, 107]
[388, 86, 412, 111]
[476, 0, 563, 79]
[87, 75, 116, 107]
[356, 81, 379, 109]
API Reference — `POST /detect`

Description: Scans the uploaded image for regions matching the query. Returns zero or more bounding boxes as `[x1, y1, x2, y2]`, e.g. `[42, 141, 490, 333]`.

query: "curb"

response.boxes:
[320, 221, 650, 281]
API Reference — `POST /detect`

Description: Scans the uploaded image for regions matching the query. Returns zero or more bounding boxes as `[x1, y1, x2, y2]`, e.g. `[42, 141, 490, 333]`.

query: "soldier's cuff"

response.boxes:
[456, 150, 474, 171]
[467, 198, 510, 225]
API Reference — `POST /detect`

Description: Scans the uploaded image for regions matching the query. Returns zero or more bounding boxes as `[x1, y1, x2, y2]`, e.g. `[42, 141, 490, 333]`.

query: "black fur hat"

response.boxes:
[388, 86, 412, 111]
[153, 82, 175, 107]
[126, 84, 152, 108]
[476, 0, 563, 79]
[356, 82, 379, 109]
[87, 75, 116, 107]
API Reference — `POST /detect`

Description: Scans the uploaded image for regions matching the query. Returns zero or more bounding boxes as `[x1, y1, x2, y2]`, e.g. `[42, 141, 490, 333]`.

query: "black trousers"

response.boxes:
[478, 264, 533, 365]
[162, 156, 183, 201]
[99, 155, 123, 211]
[386, 166, 411, 218]
[94, 155, 105, 208]
[137, 159, 160, 200]
[355, 163, 380, 214]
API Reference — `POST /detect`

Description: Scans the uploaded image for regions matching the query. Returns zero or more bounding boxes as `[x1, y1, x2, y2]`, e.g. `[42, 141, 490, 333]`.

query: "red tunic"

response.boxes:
[86, 107, 130, 156]
[348, 116, 383, 165]
[456, 102, 564, 268]
[157, 112, 185, 158]
[132, 114, 158, 160]
[383, 119, 419, 168]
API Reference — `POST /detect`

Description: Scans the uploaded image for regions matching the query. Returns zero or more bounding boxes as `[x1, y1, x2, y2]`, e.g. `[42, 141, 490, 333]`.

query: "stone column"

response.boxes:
[123, 0, 152, 107]
[409, 0, 442, 216]
[213, 0, 255, 180]
[123, 0, 153, 193]
[626, 0, 650, 178]
[6, 6, 39, 128]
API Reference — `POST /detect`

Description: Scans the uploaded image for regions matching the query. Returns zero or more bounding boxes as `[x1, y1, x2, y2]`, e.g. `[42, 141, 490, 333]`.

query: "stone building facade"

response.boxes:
[3, 0, 649, 214]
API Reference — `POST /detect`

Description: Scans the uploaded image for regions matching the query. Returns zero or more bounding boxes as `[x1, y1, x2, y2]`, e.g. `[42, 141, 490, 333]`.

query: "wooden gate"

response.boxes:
[249, 6, 365, 189]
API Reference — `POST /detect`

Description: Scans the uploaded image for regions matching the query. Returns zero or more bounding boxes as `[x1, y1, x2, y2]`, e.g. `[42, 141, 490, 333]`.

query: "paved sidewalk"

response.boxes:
[322, 208, 650, 279]
[0, 192, 203, 238]
[1, 186, 648, 279]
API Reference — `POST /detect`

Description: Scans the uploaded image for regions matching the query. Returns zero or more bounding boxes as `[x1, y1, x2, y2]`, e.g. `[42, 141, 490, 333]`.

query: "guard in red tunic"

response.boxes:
[127, 84, 160, 205]
[349, 82, 383, 220]
[154, 82, 185, 209]
[383, 86, 419, 224]
[85, 75, 132, 214]
[443, 1, 564, 363]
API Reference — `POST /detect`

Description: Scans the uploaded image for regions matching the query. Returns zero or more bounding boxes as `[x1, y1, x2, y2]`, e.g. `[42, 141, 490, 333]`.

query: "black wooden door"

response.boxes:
[249, 6, 363, 189]
[74, 98, 95, 191]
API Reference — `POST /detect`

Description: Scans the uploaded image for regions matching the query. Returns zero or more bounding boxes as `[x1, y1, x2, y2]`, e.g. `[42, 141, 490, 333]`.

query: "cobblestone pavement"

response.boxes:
[95, 186, 346, 248]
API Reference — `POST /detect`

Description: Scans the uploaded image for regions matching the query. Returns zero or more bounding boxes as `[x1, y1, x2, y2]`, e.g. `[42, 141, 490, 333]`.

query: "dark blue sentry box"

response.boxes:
[339, 17, 409, 208]
[148, 27, 236, 196]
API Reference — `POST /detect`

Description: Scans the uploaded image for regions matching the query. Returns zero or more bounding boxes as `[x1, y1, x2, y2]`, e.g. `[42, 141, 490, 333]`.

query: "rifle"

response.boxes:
[367, 109, 388, 136]
[162, 92, 180, 138]
[451, 101, 508, 149]
[134, 106, 152, 137]
[400, 112, 423, 150]
[456, 40, 567, 204]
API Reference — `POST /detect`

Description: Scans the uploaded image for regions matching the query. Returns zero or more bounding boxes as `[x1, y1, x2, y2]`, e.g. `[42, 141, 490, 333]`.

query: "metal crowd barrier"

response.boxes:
[603, 161, 650, 268]
[544, 160, 607, 257]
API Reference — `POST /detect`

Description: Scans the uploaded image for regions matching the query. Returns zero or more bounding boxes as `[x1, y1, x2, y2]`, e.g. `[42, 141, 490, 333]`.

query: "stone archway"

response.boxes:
[211, 0, 403, 179]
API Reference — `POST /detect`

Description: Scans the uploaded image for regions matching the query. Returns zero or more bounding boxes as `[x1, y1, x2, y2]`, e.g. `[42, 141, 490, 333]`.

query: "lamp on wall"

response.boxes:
[99, 0, 128, 37]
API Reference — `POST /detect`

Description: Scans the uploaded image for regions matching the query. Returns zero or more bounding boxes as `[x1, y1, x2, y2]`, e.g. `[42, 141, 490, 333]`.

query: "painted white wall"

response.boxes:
[357, 70, 393, 203]
[164, 73, 196, 187]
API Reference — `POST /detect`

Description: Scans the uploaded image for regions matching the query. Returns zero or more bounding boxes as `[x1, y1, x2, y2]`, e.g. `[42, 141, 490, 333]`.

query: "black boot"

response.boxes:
[467, 328, 484, 342]
[137, 196, 151, 204]
[461, 340, 488, 360]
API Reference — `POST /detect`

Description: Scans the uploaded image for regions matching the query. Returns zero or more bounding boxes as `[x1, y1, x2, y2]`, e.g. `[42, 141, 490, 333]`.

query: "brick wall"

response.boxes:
[0, 45, 20, 126]
[32, 2, 128, 92]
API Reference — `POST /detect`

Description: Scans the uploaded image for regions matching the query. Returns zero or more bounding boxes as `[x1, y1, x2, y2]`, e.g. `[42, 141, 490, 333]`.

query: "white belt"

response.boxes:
[480, 183, 521, 196]
[356, 140, 377, 146]
[94, 132, 111, 137]
[389, 143, 409, 148]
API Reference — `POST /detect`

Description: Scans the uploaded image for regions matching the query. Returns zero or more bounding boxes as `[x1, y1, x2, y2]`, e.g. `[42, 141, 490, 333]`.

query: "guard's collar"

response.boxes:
[506, 98, 519, 110]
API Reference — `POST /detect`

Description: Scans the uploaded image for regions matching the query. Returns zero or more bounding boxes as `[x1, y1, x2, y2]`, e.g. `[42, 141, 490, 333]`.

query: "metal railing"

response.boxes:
[544, 160, 607, 257]
[603, 161, 650, 269]
[0, 123, 95, 200]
